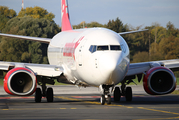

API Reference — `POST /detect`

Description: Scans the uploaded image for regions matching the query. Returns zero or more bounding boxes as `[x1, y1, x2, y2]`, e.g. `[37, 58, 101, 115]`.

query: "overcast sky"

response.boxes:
[1, 0, 179, 29]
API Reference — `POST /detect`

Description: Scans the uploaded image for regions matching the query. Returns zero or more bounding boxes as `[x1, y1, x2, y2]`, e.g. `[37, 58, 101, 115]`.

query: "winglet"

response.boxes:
[61, 0, 72, 31]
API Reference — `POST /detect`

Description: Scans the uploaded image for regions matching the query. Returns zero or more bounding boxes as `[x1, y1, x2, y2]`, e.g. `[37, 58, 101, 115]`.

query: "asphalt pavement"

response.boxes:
[0, 85, 179, 120]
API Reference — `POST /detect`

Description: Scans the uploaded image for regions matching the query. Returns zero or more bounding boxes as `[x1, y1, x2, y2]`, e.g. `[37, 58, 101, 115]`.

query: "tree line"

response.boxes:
[0, 6, 179, 65]
[0, 6, 60, 64]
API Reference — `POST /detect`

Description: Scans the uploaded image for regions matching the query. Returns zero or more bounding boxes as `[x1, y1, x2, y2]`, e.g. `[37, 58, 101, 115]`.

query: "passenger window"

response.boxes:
[110, 45, 121, 51]
[97, 46, 109, 51]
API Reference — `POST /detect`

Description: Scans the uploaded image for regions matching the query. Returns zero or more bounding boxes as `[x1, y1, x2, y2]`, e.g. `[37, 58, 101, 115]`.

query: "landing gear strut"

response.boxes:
[100, 85, 112, 105]
[35, 77, 55, 103]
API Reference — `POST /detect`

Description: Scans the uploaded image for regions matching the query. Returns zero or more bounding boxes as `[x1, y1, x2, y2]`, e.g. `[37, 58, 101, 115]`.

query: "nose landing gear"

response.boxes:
[100, 85, 112, 105]
[100, 84, 133, 105]
[100, 94, 112, 105]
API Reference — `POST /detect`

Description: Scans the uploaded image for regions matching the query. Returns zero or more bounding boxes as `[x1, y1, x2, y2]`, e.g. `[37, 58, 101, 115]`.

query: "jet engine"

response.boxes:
[143, 66, 176, 95]
[4, 67, 37, 96]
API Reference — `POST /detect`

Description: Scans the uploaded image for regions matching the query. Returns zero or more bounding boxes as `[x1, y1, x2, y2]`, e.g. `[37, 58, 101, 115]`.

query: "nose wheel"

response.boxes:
[100, 95, 105, 105]
[106, 95, 111, 104]
[100, 94, 111, 105]
[100, 85, 112, 105]
[100, 84, 133, 105]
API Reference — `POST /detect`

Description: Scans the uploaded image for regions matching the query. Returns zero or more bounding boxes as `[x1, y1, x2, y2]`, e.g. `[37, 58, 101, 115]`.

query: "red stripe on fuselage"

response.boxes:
[63, 36, 85, 60]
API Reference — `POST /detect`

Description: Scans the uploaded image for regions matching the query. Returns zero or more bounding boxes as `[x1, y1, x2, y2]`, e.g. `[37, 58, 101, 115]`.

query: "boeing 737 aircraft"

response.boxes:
[0, 0, 179, 105]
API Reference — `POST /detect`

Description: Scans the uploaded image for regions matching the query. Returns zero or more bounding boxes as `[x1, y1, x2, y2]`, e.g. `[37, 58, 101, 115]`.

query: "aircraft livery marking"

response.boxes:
[63, 36, 85, 60]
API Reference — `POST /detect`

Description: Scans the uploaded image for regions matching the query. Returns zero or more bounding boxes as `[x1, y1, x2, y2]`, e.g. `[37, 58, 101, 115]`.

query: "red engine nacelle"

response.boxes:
[4, 67, 37, 96]
[143, 66, 176, 95]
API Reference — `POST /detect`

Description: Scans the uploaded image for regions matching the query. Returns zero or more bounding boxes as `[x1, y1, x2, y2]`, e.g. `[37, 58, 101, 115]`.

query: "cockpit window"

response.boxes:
[89, 45, 97, 53]
[97, 46, 109, 51]
[93, 46, 97, 52]
[89, 45, 121, 53]
[89, 45, 93, 52]
[110, 45, 121, 51]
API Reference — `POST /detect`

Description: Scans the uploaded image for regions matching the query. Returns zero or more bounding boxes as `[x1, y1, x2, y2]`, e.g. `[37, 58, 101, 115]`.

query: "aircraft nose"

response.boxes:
[98, 53, 123, 84]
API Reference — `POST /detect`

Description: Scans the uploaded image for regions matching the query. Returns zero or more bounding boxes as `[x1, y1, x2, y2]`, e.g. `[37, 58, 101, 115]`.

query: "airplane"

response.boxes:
[0, 0, 179, 105]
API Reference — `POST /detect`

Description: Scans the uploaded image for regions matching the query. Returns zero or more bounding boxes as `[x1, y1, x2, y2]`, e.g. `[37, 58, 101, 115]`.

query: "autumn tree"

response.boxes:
[106, 17, 126, 33]
[17, 6, 55, 22]
[151, 25, 166, 44]
[87, 22, 104, 28]
[166, 22, 179, 37]
[149, 42, 164, 61]
[0, 6, 16, 31]
[159, 36, 179, 59]
[0, 6, 16, 18]
[0, 17, 60, 63]
[132, 51, 149, 63]
[73, 21, 104, 29]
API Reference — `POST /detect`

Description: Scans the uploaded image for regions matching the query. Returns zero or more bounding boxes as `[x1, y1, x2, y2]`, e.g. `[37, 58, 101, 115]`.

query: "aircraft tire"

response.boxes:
[107, 95, 111, 104]
[125, 87, 132, 101]
[35, 88, 42, 103]
[46, 87, 53, 102]
[100, 95, 105, 105]
[114, 87, 121, 101]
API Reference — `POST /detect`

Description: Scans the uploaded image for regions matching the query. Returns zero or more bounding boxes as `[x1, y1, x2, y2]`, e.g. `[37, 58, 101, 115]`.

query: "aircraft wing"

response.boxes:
[0, 61, 63, 77]
[0, 33, 51, 44]
[119, 29, 148, 35]
[126, 59, 179, 76]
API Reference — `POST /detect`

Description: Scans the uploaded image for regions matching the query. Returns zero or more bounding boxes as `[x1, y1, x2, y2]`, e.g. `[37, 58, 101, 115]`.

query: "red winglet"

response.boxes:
[61, 0, 72, 31]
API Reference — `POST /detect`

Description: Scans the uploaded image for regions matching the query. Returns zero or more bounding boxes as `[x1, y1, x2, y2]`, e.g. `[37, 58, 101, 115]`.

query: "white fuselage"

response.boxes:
[48, 28, 130, 86]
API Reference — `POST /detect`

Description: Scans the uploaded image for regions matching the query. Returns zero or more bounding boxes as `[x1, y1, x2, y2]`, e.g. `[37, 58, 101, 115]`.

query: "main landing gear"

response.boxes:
[35, 87, 54, 103]
[35, 77, 55, 103]
[113, 83, 132, 102]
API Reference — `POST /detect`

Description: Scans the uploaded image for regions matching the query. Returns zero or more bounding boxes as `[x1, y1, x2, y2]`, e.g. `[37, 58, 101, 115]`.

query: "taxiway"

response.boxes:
[0, 85, 179, 120]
